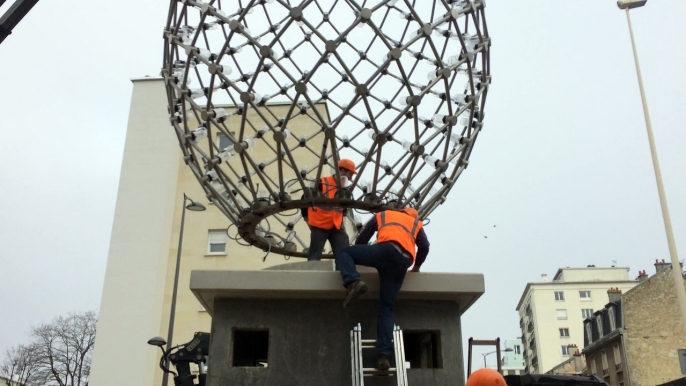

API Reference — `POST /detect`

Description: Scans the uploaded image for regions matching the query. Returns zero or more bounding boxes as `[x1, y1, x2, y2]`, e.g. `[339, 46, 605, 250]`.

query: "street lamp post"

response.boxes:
[482, 348, 513, 368]
[617, 0, 686, 339]
[162, 194, 206, 386]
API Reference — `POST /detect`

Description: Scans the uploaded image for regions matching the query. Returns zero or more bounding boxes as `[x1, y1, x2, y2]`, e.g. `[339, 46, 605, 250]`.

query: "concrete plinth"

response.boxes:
[190, 262, 484, 386]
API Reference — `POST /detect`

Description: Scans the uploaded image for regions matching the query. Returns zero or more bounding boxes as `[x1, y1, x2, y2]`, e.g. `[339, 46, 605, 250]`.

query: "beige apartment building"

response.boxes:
[516, 266, 639, 374]
[89, 78, 337, 385]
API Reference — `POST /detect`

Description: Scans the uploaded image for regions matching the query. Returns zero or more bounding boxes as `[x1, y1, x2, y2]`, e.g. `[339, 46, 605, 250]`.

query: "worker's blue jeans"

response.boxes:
[337, 242, 413, 355]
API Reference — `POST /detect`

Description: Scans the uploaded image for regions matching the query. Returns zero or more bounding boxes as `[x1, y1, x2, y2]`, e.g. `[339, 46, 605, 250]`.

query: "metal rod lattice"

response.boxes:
[162, 0, 491, 258]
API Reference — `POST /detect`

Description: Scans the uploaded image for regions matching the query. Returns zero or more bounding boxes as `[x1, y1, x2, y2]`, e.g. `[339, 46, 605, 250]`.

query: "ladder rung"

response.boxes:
[361, 345, 375, 349]
[361, 339, 376, 344]
[363, 368, 398, 374]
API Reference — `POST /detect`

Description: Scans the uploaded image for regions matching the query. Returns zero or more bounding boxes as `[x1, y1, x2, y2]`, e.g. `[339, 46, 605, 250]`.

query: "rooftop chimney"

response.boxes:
[607, 287, 622, 303]
[573, 349, 583, 372]
[655, 259, 671, 274]
[541, 274, 548, 282]
[637, 270, 649, 283]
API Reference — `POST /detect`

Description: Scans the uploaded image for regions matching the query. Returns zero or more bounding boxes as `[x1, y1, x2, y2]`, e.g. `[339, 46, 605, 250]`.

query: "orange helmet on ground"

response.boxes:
[338, 159, 357, 174]
[466, 369, 507, 386]
[400, 207, 418, 219]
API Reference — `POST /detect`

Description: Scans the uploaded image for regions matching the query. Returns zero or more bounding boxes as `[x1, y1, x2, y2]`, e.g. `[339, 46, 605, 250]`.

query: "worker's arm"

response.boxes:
[411, 228, 430, 272]
[355, 217, 378, 245]
[301, 181, 323, 222]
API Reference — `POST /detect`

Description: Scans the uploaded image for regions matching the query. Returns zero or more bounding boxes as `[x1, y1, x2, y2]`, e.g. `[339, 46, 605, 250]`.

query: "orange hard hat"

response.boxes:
[338, 159, 357, 174]
[400, 208, 418, 219]
[466, 369, 507, 386]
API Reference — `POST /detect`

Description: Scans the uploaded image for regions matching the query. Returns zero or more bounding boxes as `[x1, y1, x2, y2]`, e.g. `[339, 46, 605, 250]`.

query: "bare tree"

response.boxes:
[0, 344, 45, 386]
[31, 311, 97, 386]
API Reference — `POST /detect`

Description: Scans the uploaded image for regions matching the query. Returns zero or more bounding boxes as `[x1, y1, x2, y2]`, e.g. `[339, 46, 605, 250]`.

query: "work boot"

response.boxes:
[343, 280, 368, 308]
[376, 354, 391, 371]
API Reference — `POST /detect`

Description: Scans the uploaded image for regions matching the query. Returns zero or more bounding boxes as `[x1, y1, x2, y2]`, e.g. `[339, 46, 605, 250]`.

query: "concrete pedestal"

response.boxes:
[190, 261, 484, 386]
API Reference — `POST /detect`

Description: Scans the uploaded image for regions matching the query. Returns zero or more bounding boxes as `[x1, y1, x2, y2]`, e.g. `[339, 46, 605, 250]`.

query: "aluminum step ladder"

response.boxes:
[350, 323, 408, 386]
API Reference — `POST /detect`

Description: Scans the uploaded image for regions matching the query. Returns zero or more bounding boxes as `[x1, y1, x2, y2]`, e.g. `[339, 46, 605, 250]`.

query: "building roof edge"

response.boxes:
[131, 76, 164, 82]
[516, 283, 533, 311]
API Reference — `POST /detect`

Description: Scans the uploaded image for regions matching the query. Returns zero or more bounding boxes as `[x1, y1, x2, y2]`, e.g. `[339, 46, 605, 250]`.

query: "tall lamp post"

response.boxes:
[162, 194, 206, 386]
[617, 0, 686, 339]
[482, 348, 513, 368]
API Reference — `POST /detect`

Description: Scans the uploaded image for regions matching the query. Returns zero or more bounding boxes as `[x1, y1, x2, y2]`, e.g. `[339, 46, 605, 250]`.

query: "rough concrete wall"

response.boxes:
[207, 298, 464, 386]
[623, 267, 686, 386]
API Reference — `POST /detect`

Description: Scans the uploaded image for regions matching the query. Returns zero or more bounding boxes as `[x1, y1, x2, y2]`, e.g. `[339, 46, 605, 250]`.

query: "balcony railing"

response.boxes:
[527, 322, 534, 332]
[615, 363, 623, 371]
[602, 368, 609, 376]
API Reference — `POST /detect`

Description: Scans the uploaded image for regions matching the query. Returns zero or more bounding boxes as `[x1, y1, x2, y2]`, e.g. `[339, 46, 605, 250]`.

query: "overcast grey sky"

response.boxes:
[1, 0, 685, 371]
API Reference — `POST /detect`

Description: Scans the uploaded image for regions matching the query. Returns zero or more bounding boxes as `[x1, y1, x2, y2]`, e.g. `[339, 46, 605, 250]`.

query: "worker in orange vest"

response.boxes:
[302, 159, 357, 261]
[336, 207, 430, 371]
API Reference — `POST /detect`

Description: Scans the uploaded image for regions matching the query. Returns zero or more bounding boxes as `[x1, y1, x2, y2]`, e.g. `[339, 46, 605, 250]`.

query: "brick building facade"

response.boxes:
[582, 261, 686, 386]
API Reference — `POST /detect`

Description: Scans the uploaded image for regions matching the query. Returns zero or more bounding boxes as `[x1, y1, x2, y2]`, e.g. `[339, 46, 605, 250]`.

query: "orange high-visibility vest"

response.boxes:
[376, 210, 423, 261]
[307, 176, 344, 230]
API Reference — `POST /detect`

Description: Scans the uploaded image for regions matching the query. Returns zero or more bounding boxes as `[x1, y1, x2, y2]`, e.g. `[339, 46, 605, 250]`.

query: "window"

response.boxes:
[601, 350, 608, 371]
[613, 344, 621, 364]
[561, 346, 570, 356]
[580, 291, 592, 299]
[559, 328, 570, 337]
[208, 230, 227, 254]
[582, 309, 594, 319]
[590, 356, 597, 375]
[514, 345, 521, 355]
[554, 291, 565, 301]
[232, 329, 269, 367]
[609, 307, 616, 330]
[217, 133, 233, 151]
[678, 349, 686, 375]
[556, 309, 567, 320]
[586, 323, 593, 343]
[403, 331, 442, 369]
[596, 315, 604, 337]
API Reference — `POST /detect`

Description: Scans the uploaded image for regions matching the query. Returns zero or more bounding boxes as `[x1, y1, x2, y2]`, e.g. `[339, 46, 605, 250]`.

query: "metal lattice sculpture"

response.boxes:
[162, 0, 490, 257]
